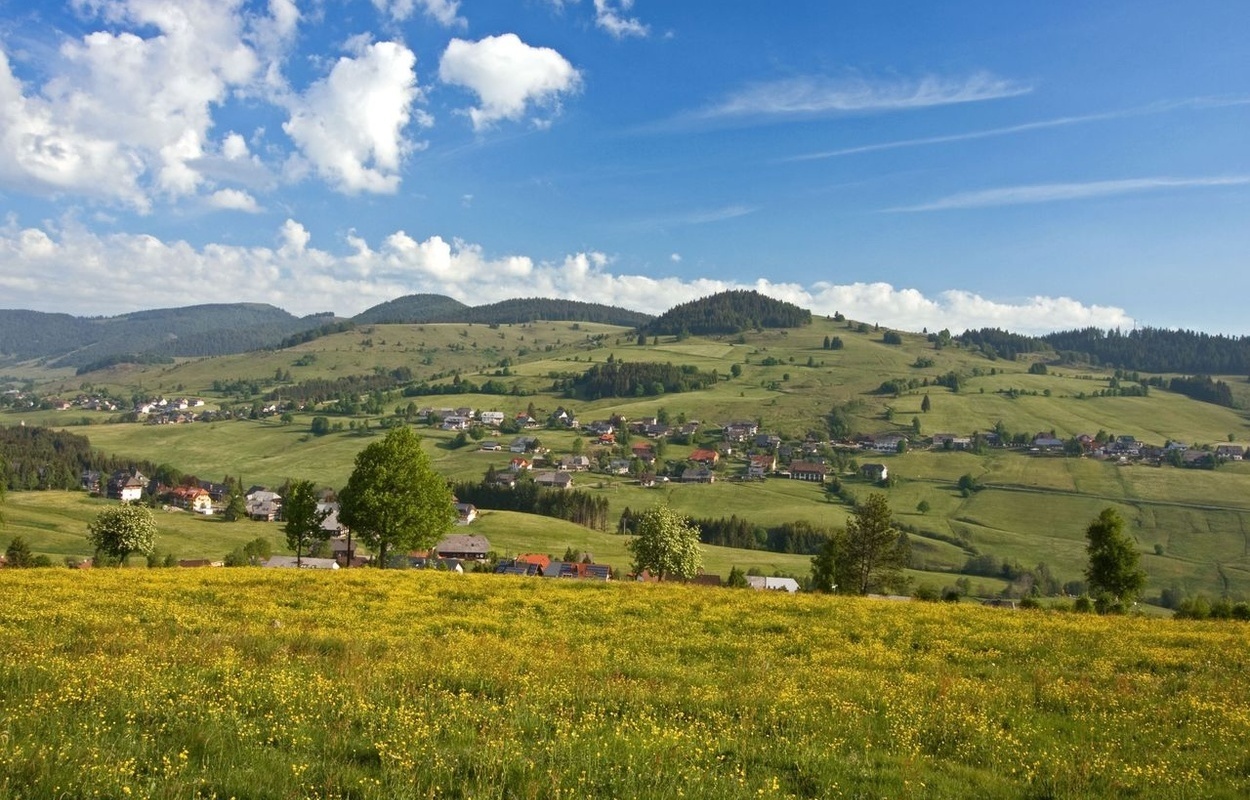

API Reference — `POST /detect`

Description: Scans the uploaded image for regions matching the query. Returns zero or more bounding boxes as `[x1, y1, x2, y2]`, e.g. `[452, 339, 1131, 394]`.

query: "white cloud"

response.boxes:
[891, 175, 1250, 212]
[693, 72, 1029, 124]
[0, 219, 1133, 335]
[594, 0, 649, 38]
[0, 0, 304, 211]
[372, 0, 464, 27]
[438, 34, 581, 130]
[208, 188, 262, 212]
[670, 253, 681, 262]
[283, 39, 423, 194]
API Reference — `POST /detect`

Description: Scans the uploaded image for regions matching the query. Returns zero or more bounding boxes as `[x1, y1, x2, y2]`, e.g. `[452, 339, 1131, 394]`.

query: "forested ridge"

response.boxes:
[0, 305, 335, 369]
[0, 426, 157, 491]
[642, 290, 811, 336]
[353, 295, 651, 327]
[959, 325, 1250, 375]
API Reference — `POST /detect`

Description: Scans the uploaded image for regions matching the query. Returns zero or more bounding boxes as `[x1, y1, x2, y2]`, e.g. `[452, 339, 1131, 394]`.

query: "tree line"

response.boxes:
[555, 361, 718, 400]
[450, 477, 611, 530]
[0, 426, 157, 491]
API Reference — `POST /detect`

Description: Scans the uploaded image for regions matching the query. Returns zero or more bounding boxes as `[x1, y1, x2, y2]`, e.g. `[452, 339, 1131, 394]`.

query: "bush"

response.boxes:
[913, 585, 941, 602]
[1074, 595, 1094, 613]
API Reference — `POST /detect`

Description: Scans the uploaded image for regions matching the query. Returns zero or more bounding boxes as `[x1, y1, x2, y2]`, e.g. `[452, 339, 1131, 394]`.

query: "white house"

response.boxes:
[746, 576, 800, 593]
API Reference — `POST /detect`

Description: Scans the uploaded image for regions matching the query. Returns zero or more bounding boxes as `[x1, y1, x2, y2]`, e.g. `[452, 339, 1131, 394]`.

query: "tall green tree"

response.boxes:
[339, 427, 456, 568]
[283, 480, 330, 566]
[837, 493, 908, 595]
[1084, 508, 1146, 612]
[627, 504, 703, 581]
[87, 504, 157, 566]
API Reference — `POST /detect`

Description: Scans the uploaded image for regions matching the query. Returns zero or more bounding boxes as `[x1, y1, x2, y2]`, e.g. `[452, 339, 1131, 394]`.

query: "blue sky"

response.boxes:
[0, 1, 1247, 334]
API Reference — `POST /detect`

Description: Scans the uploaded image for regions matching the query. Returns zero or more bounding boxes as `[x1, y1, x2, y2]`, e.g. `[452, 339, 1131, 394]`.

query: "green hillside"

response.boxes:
[4, 313, 1250, 602]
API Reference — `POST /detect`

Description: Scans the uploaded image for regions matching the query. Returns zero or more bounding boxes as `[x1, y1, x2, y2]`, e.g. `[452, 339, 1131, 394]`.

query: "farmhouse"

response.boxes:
[748, 454, 776, 478]
[434, 534, 491, 561]
[108, 470, 149, 502]
[246, 490, 282, 522]
[688, 448, 720, 465]
[860, 463, 888, 482]
[681, 465, 715, 484]
[535, 471, 574, 490]
[168, 486, 213, 515]
[789, 461, 827, 482]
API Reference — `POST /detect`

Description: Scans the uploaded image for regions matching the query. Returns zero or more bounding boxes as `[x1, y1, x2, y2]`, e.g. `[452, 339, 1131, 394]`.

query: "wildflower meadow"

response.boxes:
[1, 569, 1248, 798]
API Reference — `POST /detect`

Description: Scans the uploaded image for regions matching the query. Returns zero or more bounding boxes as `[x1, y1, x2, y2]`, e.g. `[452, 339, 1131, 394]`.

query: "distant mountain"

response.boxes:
[642, 290, 812, 336]
[0, 304, 336, 370]
[353, 295, 652, 327]
[352, 294, 470, 325]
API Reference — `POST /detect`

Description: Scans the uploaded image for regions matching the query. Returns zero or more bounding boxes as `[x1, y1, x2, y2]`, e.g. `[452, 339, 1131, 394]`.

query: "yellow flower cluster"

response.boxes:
[0, 569, 1247, 798]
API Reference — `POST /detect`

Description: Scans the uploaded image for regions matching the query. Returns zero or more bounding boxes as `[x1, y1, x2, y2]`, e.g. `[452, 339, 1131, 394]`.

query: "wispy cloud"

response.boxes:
[695, 72, 1028, 122]
[621, 204, 758, 230]
[891, 175, 1250, 212]
[787, 96, 1250, 161]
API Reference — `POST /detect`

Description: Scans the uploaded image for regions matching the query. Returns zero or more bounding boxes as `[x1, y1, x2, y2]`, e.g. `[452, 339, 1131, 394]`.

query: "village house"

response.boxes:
[534, 471, 574, 490]
[1215, 444, 1245, 461]
[479, 410, 506, 427]
[559, 455, 592, 472]
[607, 458, 633, 475]
[434, 533, 491, 561]
[246, 490, 282, 522]
[689, 448, 720, 466]
[747, 454, 776, 478]
[107, 470, 149, 503]
[263, 556, 340, 570]
[168, 486, 214, 515]
[723, 420, 759, 442]
[456, 503, 478, 525]
[789, 461, 827, 482]
[681, 465, 715, 484]
[860, 463, 889, 482]
[746, 576, 800, 593]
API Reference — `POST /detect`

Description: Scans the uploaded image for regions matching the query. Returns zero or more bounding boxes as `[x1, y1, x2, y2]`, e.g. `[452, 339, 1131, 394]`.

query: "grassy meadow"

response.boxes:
[1, 568, 1249, 799]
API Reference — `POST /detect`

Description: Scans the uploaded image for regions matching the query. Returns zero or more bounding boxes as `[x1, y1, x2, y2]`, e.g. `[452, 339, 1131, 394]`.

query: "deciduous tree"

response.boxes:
[628, 504, 703, 581]
[339, 427, 456, 568]
[283, 480, 330, 566]
[1085, 508, 1146, 612]
[87, 504, 157, 566]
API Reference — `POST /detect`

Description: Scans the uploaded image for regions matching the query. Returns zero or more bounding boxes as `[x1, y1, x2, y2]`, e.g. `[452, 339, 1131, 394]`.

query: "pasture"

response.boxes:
[1, 569, 1248, 798]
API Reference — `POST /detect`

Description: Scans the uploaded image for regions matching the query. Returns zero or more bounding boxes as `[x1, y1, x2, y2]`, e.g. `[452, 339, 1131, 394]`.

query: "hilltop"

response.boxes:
[642, 289, 811, 336]
[353, 294, 652, 327]
[0, 304, 336, 370]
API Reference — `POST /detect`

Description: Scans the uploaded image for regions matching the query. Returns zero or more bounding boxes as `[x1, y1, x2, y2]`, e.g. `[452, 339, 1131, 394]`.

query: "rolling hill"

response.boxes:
[5, 295, 1250, 604]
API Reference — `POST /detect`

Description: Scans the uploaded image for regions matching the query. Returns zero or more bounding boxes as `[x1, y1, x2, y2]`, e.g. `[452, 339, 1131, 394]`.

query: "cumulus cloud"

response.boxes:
[594, 0, 649, 38]
[0, 0, 303, 210]
[438, 34, 581, 130]
[207, 188, 262, 212]
[283, 39, 423, 194]
[0, 219, 1133, 335]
